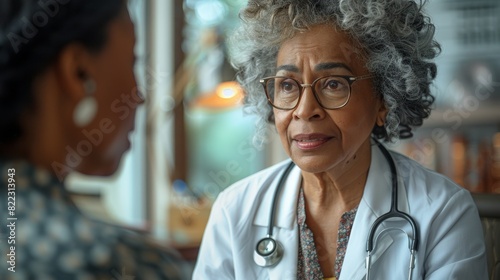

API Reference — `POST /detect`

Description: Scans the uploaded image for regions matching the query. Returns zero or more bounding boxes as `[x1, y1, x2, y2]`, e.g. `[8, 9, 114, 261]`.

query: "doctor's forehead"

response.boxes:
[275, 24, 368, 72]
[276, 62, 354, 73]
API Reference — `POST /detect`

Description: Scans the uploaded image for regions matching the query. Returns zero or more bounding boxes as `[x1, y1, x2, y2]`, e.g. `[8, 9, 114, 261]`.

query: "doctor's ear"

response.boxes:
[376, 114, 386, 127]
[376, 101, 388, 127]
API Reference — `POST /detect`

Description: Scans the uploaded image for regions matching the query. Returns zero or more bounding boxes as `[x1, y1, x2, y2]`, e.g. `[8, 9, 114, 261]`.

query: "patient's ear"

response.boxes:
[52, 43, 95, 101]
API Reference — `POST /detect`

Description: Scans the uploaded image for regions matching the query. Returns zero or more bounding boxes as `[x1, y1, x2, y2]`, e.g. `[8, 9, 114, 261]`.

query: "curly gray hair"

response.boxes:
[229, 0, 441, 143]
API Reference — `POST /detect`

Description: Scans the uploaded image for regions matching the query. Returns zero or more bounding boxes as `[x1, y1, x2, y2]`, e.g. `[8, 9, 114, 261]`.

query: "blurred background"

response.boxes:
[65, 0, 500, 266]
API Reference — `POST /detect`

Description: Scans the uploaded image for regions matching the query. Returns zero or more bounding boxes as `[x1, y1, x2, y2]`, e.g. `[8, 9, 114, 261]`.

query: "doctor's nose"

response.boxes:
[293, 86, 326, 120]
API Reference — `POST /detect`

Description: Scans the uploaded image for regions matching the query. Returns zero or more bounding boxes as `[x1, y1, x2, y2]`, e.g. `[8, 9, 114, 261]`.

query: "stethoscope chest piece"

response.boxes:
[254, 236, 283, 267]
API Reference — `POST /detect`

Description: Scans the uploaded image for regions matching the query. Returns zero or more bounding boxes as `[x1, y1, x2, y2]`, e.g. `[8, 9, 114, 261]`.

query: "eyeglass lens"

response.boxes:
[265, 76, 351, 109]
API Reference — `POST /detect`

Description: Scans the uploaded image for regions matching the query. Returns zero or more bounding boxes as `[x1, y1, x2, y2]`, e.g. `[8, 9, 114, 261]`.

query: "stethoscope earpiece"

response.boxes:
[253, 236, 284, 267]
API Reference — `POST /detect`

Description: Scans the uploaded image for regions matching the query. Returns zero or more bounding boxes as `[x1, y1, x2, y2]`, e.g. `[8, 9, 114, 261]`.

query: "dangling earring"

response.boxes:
[73, 79, 97, 127]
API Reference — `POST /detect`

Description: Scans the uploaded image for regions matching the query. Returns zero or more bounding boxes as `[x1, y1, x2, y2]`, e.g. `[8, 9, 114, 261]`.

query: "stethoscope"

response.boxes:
[253, 141, 419, 280]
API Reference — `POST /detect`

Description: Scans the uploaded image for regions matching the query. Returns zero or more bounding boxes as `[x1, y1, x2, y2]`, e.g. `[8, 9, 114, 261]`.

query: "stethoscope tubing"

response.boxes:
[253, 161, 295, 267]
[366, 140, 419, 253]
[267, 161, 296, 237]
[365, 140, 419, 280]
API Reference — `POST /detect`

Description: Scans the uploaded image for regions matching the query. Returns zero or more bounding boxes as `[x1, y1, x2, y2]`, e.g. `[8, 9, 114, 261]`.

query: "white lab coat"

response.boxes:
[193, 145, 488, 280]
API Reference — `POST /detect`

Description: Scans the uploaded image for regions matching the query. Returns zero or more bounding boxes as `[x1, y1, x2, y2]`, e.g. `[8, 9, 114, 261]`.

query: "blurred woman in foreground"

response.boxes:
[0, 0, 186, 278]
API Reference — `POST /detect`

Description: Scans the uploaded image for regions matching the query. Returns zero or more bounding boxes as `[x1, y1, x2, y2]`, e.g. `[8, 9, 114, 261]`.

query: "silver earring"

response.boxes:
[73, 79, 97, 127]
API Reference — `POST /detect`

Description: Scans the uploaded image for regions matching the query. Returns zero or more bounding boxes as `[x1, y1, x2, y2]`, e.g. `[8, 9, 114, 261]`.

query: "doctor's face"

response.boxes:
[273, 24, 387, 174]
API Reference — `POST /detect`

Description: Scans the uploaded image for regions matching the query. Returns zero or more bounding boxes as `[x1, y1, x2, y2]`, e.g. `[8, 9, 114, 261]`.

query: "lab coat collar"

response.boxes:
[339, 143, 410, 280]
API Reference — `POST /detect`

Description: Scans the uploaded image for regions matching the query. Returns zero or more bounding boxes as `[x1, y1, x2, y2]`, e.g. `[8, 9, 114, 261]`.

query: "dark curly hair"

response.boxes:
[229, 0, 441, 143]
[0, 0, 125, 145]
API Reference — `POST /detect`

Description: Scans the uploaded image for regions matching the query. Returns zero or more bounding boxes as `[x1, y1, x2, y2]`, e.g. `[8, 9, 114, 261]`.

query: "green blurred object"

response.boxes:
[186, 106, 266, 199]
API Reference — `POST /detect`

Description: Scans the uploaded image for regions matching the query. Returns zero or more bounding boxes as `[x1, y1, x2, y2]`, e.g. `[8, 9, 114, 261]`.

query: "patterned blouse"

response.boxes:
[0, 160, 187, 280]
[297, 188, 357, 280]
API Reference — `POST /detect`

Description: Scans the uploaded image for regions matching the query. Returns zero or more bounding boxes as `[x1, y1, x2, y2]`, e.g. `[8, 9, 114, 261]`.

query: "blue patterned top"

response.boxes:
[0, 160, 188, 279]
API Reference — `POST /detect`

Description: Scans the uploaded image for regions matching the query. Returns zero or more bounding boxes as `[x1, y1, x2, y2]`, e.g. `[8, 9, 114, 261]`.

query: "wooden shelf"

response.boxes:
[423, 105, 500, 128]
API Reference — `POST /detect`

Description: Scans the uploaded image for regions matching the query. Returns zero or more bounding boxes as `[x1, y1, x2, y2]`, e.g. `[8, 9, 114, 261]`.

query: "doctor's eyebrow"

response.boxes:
[276, 64, 299, 73]
[315, 62, 353, 73]
[275, 62, 353, 74]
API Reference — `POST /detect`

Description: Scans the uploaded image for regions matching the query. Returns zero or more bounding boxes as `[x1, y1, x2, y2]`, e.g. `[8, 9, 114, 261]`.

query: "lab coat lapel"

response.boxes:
[339, 144, 409, 280]
[267, 226, 299, 280]
[253, 161, 302, 229]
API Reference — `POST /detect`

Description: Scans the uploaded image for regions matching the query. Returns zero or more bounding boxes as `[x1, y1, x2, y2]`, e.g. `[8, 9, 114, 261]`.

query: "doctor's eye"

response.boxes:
[278, 79, 299, 94]
[318, 76, 350, 98]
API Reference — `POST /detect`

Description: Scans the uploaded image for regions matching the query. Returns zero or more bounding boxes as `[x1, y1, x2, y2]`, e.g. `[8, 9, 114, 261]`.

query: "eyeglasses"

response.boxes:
[260, 74, 375, 110]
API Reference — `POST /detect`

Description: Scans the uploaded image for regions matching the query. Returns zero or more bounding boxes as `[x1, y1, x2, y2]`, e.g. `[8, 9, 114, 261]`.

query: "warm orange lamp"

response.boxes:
[191, 81, 244, 109]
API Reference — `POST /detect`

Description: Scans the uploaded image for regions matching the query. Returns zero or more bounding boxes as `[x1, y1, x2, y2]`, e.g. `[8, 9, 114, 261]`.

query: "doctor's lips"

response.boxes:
[292, 133, 333, 150]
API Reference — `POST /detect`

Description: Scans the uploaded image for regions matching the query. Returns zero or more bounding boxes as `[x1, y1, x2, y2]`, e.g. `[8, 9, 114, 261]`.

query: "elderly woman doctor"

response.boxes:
[193, 0, 488, 279]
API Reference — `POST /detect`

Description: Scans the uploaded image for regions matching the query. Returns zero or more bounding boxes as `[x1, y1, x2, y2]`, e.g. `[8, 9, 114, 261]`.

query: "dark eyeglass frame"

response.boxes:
[259, 74, 375, 110]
